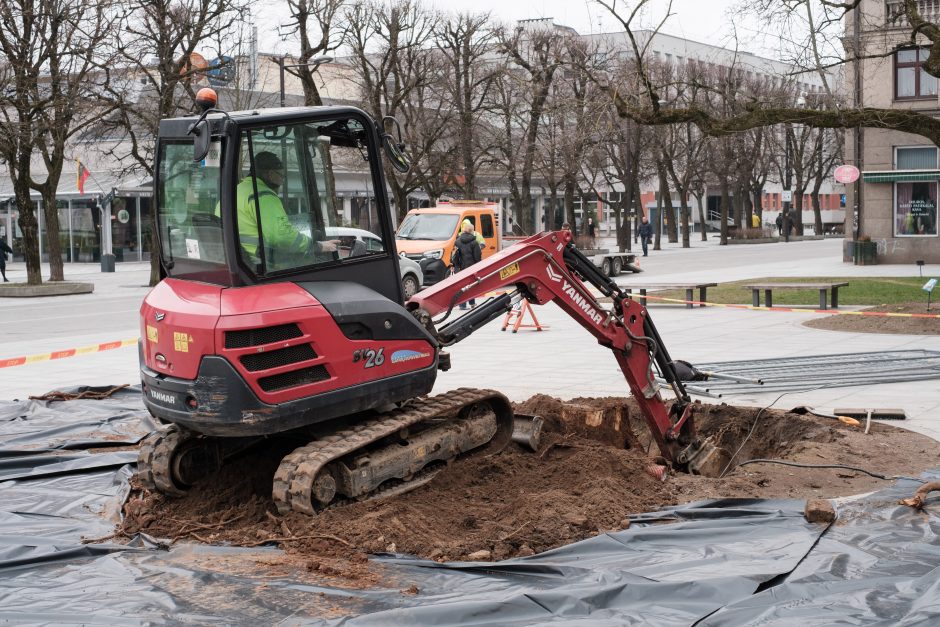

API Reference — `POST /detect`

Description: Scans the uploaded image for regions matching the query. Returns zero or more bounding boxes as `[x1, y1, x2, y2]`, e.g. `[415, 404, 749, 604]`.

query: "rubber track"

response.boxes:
[272, 388, 511, 515]
[137, 425, 189, 497]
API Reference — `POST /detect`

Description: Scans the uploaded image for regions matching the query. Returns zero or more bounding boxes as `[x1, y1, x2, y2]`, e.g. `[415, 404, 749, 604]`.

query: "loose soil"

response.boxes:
[805, 302, 940, 335]
[120, 395, 940, 583]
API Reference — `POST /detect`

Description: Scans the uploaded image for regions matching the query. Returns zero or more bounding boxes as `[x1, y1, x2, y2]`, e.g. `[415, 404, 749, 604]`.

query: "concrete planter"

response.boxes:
[0, 282, 94, 298]
[727, 237, 780, 244]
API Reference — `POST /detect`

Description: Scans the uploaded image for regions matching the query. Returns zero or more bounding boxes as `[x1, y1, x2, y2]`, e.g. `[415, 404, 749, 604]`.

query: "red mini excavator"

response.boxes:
[137, 97, 725, 515]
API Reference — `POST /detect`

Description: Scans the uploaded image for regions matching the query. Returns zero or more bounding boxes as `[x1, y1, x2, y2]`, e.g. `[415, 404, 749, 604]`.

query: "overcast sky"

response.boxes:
[256, 0, 784, 60]
[431, 0, 741, 44]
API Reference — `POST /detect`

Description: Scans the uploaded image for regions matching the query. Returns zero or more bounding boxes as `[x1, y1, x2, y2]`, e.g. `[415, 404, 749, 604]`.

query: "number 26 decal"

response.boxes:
[352, 348, 385, 368]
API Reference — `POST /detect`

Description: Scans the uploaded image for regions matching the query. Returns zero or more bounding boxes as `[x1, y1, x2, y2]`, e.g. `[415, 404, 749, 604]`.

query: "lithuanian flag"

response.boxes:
[77, 160, 90, 194]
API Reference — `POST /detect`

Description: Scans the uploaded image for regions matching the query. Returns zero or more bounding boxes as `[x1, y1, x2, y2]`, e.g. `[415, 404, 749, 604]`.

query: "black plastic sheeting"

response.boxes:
[0, 386, 938, 625]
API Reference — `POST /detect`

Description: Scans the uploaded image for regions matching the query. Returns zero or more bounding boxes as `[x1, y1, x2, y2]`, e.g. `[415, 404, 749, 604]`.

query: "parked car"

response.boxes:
[290, 222, 424, 299]
[322, 226, 423, 299]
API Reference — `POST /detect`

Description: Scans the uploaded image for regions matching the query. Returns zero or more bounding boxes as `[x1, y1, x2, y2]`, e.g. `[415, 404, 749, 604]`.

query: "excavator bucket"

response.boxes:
[512, 413, 544, 451]
[679, 436, 732, 477]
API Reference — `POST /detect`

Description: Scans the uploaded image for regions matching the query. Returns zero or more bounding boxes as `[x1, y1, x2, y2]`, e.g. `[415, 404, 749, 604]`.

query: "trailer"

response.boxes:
[581, 248, 642, 276]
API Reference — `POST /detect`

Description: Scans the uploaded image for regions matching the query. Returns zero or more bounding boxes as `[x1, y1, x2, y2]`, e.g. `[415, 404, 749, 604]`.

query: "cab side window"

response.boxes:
[480, 214, 494, 238]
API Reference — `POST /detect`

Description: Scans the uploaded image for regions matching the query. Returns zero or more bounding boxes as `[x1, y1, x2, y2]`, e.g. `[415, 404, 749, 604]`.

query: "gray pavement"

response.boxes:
[2, 237, 939, 441]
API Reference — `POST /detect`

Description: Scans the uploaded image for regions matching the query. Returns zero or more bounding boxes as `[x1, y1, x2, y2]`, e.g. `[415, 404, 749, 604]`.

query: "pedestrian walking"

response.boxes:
[0, 238, 12, 282]
[587, 217, 596, 248]
[775, 213, 783, 236]
[638, 216, 653, 257]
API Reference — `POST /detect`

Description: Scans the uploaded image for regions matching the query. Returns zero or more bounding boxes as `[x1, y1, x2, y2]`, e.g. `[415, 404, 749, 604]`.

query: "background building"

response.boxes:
[845, 1, 940, 262]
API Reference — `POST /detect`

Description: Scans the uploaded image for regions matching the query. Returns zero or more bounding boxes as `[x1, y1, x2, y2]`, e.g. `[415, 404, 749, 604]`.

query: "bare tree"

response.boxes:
[808, 126, 842, 234]
[595, 1, 940, 156]
[281, 0, 347, 107]
[99, 0, 250, 285]
[435, 12, 498, 199]
[345, 0, 439, 218]
[494, 23, 566, 234]
[0, 0, 115, 285]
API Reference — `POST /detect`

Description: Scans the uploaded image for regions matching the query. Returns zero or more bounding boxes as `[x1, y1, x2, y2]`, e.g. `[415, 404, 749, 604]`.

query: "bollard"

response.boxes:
[100, 253, 116, 273]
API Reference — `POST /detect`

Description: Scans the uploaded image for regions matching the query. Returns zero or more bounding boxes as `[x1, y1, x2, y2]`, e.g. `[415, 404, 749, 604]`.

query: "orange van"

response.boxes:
[395, 201, 501, 284]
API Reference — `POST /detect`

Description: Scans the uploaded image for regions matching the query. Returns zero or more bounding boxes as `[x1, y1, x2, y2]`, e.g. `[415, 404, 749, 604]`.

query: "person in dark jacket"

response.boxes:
[0, 238, 13, 282]
[638, 216, 653, 257]
[453, 220, 482, 309]
[587, 217, 596, 247]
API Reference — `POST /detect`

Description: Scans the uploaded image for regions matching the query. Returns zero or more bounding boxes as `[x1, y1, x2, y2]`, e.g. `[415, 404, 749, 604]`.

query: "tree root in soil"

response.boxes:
[900, 481, 940, 509]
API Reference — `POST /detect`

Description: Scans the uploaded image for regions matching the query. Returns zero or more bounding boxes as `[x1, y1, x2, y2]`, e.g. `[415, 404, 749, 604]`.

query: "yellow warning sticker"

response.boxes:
[146, 325, 158, 343]
[173, 331, 193, 353]
[499, 262, 521, 280]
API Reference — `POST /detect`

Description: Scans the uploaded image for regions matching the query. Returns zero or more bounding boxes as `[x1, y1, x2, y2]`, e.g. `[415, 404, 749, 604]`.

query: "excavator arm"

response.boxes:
[406, 230, 727, 475]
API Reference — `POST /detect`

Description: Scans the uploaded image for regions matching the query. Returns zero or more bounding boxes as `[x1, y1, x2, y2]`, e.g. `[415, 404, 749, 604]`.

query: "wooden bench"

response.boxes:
[743, 282, 849, 310]
[621, 282, 719, 309]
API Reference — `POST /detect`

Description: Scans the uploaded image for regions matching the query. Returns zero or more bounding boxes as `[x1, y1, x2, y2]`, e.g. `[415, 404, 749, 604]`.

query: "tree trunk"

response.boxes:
[732, 184, 743, 232]
[15, 189, 42, 285]
[547, 189, 558, 232]
[793, 180, 806, 236]
[40, 189, 65, 281]
[654, 182, 663, 251]
[149, 209, 161, 286]
[744, 193, 754, 232]
[563, 179, 576, 235]
[811, 189, 823, 235]
[811, 177, 824, 236]
[719, 177, 730, 245]
[392, 186, 409, 223]
[679, 192, 691, 248]
[694, 191, 707, 241]
[656, 161, 678, 243]
[752, 187, 763, 224]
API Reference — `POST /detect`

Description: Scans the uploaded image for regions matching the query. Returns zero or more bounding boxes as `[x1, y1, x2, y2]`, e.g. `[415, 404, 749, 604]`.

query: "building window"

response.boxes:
[895, 182, 938, 236]
[896, 145, 938, 169]
[895, 48, 938, 100]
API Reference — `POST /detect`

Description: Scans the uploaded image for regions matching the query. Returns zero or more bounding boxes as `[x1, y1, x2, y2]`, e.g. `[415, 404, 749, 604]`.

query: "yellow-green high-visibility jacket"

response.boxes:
[234, 177, 309, 264]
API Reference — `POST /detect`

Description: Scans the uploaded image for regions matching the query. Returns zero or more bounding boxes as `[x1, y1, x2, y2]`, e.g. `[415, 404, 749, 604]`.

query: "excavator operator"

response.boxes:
[235, 151, 336, 270]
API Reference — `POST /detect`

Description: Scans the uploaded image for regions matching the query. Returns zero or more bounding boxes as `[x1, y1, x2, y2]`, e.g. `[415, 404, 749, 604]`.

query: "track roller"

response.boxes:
[137, 425, 222, 497]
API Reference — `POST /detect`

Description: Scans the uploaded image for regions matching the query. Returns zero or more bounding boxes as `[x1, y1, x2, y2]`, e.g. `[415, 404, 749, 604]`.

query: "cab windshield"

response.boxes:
[397, 213, 459, 240]
[236, 117, 384, 274]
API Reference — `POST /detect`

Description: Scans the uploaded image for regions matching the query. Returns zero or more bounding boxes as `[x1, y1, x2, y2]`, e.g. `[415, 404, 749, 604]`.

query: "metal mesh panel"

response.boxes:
[258, 365, 331, 392]
[225, 324, 303, 349]
[240, 344, 318, 372]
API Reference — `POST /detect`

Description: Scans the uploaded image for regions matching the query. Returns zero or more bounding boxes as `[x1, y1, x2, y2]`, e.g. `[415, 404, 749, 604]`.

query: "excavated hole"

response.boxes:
[122, 394, 938, 566]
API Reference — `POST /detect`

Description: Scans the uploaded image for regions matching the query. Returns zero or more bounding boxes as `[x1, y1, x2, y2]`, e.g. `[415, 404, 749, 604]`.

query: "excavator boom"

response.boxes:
[407, 229, 723, 472]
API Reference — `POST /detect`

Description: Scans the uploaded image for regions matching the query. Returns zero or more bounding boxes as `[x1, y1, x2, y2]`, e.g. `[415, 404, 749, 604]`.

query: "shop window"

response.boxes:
[895, 48, 938, 100]
[895, 181, 938, 236]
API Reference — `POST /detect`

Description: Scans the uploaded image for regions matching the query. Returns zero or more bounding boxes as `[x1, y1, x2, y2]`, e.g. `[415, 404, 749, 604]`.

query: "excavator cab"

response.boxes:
[142, 106, 445, 440]
[155, 107, 402, 301]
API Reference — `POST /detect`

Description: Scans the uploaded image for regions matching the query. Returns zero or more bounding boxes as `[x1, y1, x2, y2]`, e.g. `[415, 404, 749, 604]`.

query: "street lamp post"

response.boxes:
[276, 55, 334, 107]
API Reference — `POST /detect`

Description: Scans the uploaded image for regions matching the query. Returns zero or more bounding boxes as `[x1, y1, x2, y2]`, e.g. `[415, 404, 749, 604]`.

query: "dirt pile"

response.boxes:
[805, 302, 940, 335]
[121, 395, 940, 572]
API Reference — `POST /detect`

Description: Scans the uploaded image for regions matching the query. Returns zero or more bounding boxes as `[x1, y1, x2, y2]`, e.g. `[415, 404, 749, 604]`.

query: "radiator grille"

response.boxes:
[258, 365, 330, 392]
[240, 344, 318, 372]
[225, 323, 302, 349]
